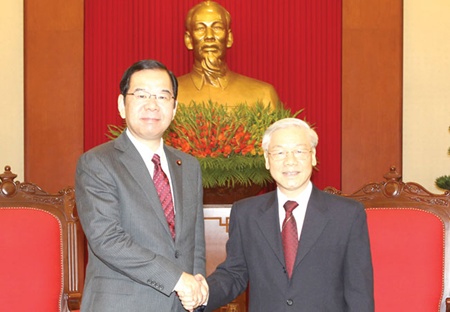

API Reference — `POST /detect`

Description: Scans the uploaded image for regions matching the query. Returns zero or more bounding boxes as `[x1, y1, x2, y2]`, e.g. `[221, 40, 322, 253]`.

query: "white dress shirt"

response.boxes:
[125, 129, 176, 212]
[277, 181, 313, 240]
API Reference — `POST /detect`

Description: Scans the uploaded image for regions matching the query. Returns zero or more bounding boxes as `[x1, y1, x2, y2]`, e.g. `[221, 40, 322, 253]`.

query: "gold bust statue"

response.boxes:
[177, 1, 280, 109]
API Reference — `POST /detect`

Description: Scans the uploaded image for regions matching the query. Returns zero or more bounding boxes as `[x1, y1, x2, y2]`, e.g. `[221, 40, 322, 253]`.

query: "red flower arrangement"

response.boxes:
[163, 101, 301, 188]
[108, 101, 301, 188]
[166, 111, 258, 158]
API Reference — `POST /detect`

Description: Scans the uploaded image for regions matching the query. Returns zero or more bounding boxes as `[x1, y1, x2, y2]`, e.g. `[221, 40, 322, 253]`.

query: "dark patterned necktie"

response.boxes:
[152, 154, 175, 239]
[282, 200, 299, 278]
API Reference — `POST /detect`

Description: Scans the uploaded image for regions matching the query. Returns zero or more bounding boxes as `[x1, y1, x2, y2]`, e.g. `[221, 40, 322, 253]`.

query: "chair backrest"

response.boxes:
[324, 167, 450, 312]
[0, 165, 85, 311]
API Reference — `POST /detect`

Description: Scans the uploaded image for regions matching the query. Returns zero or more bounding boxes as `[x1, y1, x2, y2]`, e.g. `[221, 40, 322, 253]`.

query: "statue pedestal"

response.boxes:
[204, 203, 247, 311]
[203, 183, 266, 205]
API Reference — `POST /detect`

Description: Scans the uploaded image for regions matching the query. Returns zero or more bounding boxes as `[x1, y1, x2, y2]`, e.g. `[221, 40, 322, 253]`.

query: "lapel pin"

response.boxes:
[176, 160, 182, 166]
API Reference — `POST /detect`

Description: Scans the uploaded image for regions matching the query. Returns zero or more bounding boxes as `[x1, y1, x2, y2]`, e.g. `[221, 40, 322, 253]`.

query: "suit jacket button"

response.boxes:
[175, 250, 180, 258]
[286, 299, 294, 306]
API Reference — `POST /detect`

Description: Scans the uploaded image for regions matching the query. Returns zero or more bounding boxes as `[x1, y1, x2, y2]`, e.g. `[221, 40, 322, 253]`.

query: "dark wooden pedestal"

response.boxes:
[204, 205, 248, 312]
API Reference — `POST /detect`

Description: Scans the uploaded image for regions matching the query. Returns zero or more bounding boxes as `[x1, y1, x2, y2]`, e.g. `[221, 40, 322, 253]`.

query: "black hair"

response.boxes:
[119, 59, 178, 99]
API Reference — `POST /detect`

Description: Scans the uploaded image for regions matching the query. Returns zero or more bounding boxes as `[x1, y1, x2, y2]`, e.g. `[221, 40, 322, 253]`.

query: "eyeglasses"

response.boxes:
[126, 90, 174, 105]
[268, 149, 312, 161]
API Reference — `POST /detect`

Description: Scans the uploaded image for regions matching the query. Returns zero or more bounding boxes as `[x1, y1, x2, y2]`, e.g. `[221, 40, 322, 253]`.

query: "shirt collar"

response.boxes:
[277, 181, 313, 208]
[125, 129, 165, 160]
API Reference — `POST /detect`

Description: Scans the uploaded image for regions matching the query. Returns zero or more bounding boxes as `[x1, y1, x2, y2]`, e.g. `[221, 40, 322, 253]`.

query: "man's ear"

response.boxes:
[118, 94, 126, 119]
[264, 152, 270, 170]
[184, 31, 193, 50]
[311, 148, 317, 167]
[226, 30, 234, 48]
[172, 100, 178, 121]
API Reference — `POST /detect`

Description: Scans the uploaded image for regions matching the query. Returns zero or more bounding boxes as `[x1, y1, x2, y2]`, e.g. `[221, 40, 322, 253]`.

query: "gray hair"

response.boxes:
[261, 118, 319, 151]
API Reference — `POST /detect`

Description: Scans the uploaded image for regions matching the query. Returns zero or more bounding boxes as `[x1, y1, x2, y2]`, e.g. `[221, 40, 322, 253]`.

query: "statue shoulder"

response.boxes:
[227, 72, 280, 108]
[228, 71, 274, 88]
[177, 73, 193, 84]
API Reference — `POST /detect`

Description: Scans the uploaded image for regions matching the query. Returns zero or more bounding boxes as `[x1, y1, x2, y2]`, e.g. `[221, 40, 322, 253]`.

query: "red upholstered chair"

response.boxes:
[324, 167, 450, 312]
[0, 165, 85, 311]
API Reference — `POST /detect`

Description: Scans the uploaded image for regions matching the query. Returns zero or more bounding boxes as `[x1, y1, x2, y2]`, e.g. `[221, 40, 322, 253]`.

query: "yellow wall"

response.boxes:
[0, 1, 24, 181]
[403, 0, 450, 193]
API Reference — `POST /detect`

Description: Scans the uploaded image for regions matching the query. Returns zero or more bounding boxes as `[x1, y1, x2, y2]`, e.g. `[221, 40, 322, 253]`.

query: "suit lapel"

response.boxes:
[114, 133, 174, 240]
[295, 186, 329, 268]
[258, 188, 330, 278]
[256, 193, 286, 267]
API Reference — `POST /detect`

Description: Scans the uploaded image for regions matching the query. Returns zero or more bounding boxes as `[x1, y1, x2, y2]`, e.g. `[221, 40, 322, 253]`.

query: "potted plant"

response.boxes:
[435, 126, 450, 191]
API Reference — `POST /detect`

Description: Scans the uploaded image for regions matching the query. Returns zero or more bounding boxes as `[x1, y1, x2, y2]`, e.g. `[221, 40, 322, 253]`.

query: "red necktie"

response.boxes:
[152, 154, 175, 239]
[282, 200, 299, 278]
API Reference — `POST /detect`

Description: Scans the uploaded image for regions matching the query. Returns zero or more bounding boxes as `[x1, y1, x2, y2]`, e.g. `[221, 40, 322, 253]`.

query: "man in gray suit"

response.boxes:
[76, 59, 208, 312]
[205, 118, 374, 311]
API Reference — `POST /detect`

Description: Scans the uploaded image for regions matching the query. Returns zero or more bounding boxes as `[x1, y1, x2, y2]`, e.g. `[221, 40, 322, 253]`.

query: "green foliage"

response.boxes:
[199, 155, 272, 188]
[436, 175, 450, 191]
[106, 124, 125, 140]
[435, 126, 450, 191]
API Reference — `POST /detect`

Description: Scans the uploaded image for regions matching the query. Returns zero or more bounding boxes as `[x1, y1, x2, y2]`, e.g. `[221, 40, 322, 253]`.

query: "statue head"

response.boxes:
[184, 1, 234, 72]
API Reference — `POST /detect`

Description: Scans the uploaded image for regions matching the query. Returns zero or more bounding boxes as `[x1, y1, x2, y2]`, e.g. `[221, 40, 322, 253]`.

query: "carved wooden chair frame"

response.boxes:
[0, 165, 84, 311]
[325, 167, 450, 312]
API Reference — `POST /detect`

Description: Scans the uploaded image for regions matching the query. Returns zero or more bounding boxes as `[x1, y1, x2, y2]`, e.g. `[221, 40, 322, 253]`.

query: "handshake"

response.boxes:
[174, 272, 209, 311]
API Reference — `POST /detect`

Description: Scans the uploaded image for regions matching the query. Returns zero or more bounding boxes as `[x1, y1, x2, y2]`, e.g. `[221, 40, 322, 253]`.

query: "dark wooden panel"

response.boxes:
[24, 0, 84, 192]
[341, 0, 403, 193]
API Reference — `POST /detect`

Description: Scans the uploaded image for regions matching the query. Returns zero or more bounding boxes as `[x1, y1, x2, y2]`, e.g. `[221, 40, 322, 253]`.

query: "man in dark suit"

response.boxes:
[76, 59, 208, 312]
[205, 118, 374, 311]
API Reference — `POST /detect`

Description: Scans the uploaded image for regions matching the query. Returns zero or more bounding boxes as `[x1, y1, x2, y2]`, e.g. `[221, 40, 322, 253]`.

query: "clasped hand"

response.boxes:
[174, 272, 208, 311]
